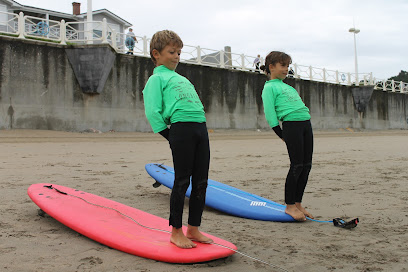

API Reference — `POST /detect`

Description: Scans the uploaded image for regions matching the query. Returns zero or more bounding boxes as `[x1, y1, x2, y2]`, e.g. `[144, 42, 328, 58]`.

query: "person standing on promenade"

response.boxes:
[254, 54, 261, 72]
[125, 28, 138, 55]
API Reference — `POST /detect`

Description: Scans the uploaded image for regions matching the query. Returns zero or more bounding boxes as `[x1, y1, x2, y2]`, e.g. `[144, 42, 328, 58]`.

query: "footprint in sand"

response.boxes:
[77, 256, 103, 270]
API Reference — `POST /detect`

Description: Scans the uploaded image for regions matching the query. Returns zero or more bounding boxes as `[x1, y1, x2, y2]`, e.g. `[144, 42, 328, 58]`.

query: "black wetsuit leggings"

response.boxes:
[282, 120, 313, 205]
[168, 122, 210, 229]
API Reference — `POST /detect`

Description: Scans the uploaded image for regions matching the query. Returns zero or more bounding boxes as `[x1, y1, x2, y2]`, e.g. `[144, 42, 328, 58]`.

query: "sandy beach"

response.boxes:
[0, 128, 407, 272]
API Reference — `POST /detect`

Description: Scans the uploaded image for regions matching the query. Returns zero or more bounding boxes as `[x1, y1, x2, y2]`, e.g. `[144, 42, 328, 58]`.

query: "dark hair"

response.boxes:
[260, 51, 292, 74]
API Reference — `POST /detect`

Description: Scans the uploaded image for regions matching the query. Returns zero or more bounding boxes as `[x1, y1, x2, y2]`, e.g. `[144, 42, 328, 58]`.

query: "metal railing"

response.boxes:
[374, 79, 408, 93]
[0, 10, 407, 94]
[23, 15, 62, 41]
[65, 20, 108, 43]
[0, 10, 18, 34]
[288, 64, 374, 86]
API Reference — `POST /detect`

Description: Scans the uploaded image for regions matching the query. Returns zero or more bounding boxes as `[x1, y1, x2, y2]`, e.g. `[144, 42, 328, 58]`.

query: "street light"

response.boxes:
[349, 27, 360, 86]
[87, 0, 93, 44]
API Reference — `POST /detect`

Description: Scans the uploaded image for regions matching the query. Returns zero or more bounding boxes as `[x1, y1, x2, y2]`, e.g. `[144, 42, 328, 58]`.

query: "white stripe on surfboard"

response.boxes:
[209, 186, 285, 213]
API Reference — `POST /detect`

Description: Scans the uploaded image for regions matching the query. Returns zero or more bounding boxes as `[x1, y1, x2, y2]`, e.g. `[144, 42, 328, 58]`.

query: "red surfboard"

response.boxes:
[27, 183, 236, 263]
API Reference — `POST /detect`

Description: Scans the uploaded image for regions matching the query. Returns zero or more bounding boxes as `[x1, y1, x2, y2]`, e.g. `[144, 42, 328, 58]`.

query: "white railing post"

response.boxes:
[335, 71, 339, 84]
[369, 72, 373, 85]
[323, 68, 326, 82]
[45, 14, 50, 39]
[101, 18, 108, 44]
[383, 81, 387, 91]
[18, 12, 25, 39]
[60, 20, 66, 45]
[241, 54, 245, 69]
[86, 21, 93, 44]
[220, 50, 225, 68]
[196, 46, 201, 64]
[309, 66, 313, 80]
[391, 80, 395, 92]
[294, 63, 298, 78]
[143, 36, 148, 56]
[111, 30, 117, 50]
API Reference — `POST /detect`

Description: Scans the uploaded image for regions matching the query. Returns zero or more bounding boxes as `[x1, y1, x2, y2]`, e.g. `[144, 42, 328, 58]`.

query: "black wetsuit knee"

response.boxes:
[289, 163, 304, 177]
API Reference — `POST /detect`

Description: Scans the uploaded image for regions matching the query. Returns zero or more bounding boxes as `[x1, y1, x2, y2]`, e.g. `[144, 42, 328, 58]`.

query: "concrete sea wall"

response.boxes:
[0, 36, 407, 131]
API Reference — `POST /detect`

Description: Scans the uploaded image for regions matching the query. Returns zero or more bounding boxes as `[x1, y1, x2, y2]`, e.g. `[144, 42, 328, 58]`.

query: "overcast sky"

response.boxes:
[15, 0, 408, 80]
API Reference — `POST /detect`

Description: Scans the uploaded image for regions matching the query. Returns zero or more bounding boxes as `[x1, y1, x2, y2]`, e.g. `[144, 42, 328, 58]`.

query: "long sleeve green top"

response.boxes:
[142, 65, 206, 133]
[261, 79, 310, 128]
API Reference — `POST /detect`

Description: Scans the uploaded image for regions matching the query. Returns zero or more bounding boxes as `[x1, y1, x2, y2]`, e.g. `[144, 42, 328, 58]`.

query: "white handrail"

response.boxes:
[23, 15, 62, 42]
[0, 10, 406, 93]
[65, 20, 106, 43]
[374, 79, 408, 93]
[0, 10, 19, 35]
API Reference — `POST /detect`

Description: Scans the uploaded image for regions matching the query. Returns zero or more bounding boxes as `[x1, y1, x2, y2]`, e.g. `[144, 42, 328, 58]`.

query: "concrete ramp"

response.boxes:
[66, 46, 116, 94]
[352, 86, 374, 112]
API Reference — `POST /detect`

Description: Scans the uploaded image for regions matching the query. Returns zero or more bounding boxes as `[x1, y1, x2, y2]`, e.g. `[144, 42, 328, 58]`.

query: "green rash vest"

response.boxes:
[261, 79, 310, 128]
[143, 65, 206, 133]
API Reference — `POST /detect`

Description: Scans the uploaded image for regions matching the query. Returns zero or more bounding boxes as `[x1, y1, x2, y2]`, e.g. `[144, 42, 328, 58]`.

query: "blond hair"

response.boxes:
[149, 30, 183, 64]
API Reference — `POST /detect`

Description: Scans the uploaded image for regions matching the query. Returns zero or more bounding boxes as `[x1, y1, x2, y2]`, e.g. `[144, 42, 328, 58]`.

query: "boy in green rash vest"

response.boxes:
[260, 51, 314, 222]
[142, 30, 213, 249]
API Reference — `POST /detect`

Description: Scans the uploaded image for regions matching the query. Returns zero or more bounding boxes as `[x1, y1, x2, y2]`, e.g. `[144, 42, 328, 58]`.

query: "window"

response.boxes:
[0, 4, 7, 26]
[93, 29, 102, 39]
[108, 23, 121, 43]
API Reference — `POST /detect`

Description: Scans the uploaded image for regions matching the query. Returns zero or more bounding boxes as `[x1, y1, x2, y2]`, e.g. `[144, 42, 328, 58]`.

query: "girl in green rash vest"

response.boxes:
[260, 51, 314, 222]
[142, 30, 212, 249]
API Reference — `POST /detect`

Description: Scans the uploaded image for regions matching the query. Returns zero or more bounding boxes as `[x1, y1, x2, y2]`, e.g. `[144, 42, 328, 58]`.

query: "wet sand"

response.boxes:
[1, 129, 407, 272]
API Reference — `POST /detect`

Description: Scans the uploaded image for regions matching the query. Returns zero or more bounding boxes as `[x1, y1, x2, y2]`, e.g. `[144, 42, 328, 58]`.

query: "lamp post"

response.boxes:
[87, 0, 93, 44]
[349, 27, 360, 86]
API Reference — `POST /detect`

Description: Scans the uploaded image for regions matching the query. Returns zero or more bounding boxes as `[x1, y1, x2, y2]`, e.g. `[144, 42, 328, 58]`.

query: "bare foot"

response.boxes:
[285, 204, 306, 221]
[186, 225, 214, 244]
[170, 227, 197, 249]
[295, 202, 314, 219]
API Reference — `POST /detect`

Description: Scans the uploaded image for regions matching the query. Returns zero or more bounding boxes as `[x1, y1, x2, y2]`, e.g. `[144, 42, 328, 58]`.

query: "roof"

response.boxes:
[77, 9, 132, 28]
[2, 0, 132, 27]
[3, 0, 76, 19]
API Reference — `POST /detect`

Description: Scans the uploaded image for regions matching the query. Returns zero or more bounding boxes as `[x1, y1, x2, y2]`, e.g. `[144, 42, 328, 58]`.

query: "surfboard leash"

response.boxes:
[43, 185, 170, 234]
[210, 242, 289, 272]
[43, 185, 289, 272]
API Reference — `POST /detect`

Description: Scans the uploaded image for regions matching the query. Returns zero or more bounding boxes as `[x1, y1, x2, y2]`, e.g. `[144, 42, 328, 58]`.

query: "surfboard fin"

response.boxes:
[152, 181, 162, 188]
[38, 209, 46, 217]
[333, 218, 359, 229]
[43, 184, 68, 195]
[155, 164, 167, 170]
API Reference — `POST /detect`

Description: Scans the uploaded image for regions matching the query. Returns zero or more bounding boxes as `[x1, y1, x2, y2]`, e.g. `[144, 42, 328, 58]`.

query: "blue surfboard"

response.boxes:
[145, 163, 294, 222]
